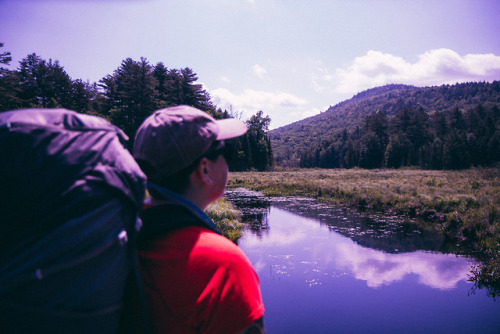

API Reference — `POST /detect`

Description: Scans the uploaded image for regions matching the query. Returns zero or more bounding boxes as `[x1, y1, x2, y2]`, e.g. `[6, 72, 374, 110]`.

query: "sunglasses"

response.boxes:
[203, 140, 233, 164]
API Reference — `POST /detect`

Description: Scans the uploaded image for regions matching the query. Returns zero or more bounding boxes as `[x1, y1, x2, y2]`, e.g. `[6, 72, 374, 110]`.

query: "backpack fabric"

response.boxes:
[0, 109, 146, 334]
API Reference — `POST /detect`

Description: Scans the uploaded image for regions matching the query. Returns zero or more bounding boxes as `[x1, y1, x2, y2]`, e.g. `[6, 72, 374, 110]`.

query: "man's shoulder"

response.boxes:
[175, 227, 253, 267]
[183, 227, 243, 252]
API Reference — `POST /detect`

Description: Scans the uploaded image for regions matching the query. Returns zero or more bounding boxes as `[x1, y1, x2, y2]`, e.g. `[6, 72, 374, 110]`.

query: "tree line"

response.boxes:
[299, 104, 500, 170]
[271, 82, 500, 168]
[0, 45, 273, 171]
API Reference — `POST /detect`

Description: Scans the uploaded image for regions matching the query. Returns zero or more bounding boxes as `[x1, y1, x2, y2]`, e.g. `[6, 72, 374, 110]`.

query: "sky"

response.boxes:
[1, 0, 500, 129]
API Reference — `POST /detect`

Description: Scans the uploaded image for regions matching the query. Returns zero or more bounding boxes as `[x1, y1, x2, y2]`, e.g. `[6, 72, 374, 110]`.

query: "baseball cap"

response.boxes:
[133, 105, 247, 177]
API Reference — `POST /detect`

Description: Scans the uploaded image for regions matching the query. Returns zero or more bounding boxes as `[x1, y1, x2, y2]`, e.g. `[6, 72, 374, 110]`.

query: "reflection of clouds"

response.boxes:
[243, 208, 322, 247]
[252, 258, 267, 274]
[241, 205, 473, 291]
[244, 226, 305, 247]
[335, 244, 472, 290]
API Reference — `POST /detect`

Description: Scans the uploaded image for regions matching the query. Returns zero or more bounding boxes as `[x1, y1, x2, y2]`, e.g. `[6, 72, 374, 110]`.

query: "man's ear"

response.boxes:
[198, 158, 213, 184]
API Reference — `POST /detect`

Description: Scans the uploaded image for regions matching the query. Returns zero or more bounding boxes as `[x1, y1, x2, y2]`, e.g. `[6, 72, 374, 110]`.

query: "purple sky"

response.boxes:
[1, 0, 500, 128]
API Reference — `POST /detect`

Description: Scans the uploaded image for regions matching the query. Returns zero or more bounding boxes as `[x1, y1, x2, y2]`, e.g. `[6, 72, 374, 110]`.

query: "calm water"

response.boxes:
[226, 189, 500, 334]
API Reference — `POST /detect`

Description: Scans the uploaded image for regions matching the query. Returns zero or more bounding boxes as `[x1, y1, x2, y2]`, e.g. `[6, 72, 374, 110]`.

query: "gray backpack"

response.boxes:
[0, 109, 147, 334]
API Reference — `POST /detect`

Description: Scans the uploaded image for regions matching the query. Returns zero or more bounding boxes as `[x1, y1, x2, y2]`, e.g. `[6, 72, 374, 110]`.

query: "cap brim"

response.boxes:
[215, 118, 247, 140]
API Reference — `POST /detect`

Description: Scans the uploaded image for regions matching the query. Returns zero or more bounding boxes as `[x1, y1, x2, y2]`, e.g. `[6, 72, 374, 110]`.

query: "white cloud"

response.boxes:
[335, 49, 500, 95]
[311, 66, 335, 92]
[210, 87, 308, 129]
[211, 87, 306, 113]
[252, 64, 268, 79]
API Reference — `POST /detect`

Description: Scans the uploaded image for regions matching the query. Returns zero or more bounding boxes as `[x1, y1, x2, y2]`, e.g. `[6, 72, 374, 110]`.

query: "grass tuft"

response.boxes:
[206, 198, 244, 243]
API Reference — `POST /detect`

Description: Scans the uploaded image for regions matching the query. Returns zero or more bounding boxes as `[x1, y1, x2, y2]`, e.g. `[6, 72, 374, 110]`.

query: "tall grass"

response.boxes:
[229, 168, 499, 226]
[206, 198, 244, 243]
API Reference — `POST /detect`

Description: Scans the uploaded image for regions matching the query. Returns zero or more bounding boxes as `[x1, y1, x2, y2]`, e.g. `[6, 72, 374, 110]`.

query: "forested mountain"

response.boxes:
[270, 82, 500, 169]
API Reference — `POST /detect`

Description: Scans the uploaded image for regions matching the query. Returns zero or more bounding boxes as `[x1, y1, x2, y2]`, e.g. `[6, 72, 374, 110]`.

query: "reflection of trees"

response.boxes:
[242, 209, 270, 238]
[225, 188, 271, 238]
[272, 200, 446, 254]
[469, 266, 500, 301]
[456, 243, 500, 301]
[334, 216, 446, 254]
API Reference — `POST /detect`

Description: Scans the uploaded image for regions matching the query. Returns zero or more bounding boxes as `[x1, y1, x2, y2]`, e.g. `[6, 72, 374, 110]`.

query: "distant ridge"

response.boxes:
[270, 81, 500, 166]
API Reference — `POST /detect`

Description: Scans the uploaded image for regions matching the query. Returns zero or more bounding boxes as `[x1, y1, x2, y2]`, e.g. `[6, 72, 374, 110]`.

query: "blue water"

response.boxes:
[230, 192, 500, 334]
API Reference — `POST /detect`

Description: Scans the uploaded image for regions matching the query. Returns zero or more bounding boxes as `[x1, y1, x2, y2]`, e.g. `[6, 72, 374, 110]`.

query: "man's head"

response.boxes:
[133, 105, 247, 202]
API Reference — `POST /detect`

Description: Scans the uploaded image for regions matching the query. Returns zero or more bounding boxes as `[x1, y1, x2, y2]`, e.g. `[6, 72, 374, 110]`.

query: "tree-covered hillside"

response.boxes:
[270, 82, 500, 168]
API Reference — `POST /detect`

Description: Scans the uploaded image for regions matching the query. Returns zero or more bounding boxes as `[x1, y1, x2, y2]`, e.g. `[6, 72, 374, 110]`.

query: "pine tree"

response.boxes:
[17, 54, 73, 109]
[0, 42, 20, 111]
[99, 57, 158, 141]
[384, 135, 403, 168]
[359, 110, 388, 168]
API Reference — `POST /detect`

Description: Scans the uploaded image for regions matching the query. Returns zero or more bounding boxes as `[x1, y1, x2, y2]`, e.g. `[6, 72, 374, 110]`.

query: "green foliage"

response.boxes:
[274, 82, 500, 169]
[227, 110, 274, 171]
[0, 49, 273, 171]
[296, 98, 500, 170]
[99, 57, 158, 141]
[0, 43, 20, 111]
[205, 198, 244, 242]
[16, 53, 73, 109]
[0, 42, 12, 66]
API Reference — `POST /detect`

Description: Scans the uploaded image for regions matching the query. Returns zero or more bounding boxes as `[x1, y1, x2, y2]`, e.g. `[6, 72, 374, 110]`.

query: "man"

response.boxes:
[132, 105, 265, 334]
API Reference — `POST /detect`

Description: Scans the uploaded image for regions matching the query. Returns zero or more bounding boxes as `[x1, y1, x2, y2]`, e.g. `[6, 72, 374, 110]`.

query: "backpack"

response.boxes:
[0, 108, 147, 334]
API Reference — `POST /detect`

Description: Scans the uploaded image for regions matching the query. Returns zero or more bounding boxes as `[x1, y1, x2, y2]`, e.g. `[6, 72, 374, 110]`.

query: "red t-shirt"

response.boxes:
[139, 226, 264, 334]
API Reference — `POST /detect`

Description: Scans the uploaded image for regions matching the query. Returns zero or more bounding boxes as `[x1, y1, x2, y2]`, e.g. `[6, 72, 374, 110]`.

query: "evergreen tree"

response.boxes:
[180, 67, 209, 109]
[384, 135, 403, 168]
[443, 129, 471, 169]
[0, 42, 12, 66]
[69, 79, 91, 113]
[17, 53, 73, 109]
[229, 110, 273, 171]
[429, 138, 444, 170]
[430, 111, 448, 140]
[99, 57, 158, 141]
[152, 62, 171, 109]
[0, 42, 20, 111]
[359, 110, 388, 168]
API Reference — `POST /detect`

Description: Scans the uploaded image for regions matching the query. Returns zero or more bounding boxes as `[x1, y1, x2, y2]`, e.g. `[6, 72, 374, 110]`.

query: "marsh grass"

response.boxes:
[229, 168, 499, 225]
[206, 198, 244, 243]
[228, 167, 500, 290]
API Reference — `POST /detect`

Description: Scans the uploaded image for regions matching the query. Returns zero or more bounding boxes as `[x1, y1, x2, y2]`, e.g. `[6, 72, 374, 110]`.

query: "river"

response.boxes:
[225, 188, 500, 334]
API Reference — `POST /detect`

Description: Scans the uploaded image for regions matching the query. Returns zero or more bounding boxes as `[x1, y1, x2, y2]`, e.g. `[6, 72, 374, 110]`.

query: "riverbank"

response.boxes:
[227, 168, 500, 293]
[206, 198, 244, 242]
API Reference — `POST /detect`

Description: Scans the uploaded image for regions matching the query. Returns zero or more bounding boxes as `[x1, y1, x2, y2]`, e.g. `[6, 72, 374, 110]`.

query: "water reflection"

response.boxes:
[240, 205, 472, 291]
[226, 188, 474, 290]
[335, 243, 471, 290]
[225, 189, 271, 238]
[225, 188, 500, 333]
